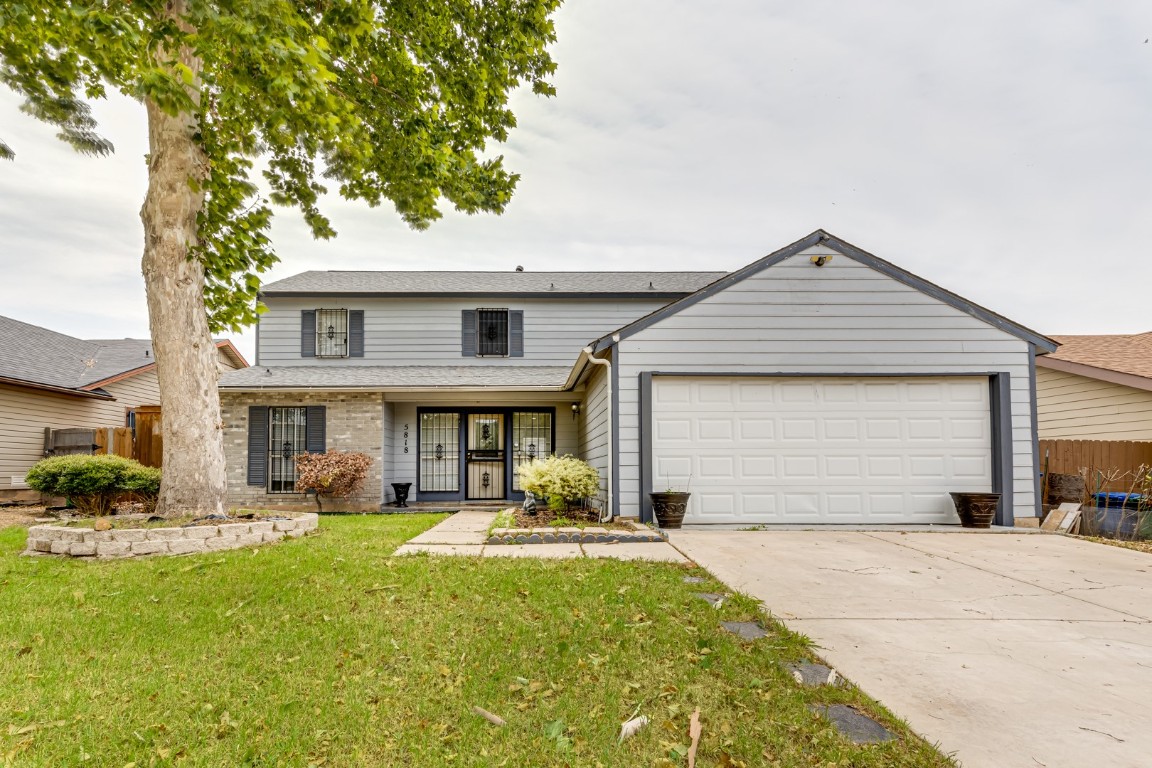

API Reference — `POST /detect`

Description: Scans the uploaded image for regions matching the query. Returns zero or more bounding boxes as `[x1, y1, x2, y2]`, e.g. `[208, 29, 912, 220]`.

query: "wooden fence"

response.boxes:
[1039, 439, 1152, 493]
[84, 406, 164, 468]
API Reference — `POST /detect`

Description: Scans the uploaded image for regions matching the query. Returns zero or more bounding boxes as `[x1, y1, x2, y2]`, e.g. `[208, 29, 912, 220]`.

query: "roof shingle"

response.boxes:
[261, 271, 726, 296]
[1046, 333, 1152, 380]
[219, 365, 572, 390]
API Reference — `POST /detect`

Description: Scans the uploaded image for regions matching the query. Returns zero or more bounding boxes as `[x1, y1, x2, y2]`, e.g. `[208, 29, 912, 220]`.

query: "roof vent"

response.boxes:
[515, 265, 524, 272]
[144, 350, 150, 358]
[549, 282, 554, 290]
[648, 281, 654, 289]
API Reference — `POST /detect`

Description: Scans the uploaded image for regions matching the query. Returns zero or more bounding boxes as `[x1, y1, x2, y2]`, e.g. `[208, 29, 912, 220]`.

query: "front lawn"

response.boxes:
[0, 515, 953, 766]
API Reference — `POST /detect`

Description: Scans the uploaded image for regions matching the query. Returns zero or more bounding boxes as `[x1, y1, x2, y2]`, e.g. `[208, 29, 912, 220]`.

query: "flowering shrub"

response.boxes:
[518, 455, 600, 511]
[294, 450, 374, 511]
[25, 454, 161, 516]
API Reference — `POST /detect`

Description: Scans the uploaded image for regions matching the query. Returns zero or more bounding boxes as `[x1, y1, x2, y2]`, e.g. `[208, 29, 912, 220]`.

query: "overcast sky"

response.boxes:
[2, 1, 1150, 364]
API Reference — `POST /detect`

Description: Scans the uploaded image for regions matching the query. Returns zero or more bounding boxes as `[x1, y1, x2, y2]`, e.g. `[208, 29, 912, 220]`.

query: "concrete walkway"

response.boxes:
[394, 509, 689, 563]
[669, 529, 1152, 768]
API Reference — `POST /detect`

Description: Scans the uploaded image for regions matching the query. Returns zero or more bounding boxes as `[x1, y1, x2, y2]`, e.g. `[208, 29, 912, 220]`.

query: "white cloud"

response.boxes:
[1, 0, 1150, 364]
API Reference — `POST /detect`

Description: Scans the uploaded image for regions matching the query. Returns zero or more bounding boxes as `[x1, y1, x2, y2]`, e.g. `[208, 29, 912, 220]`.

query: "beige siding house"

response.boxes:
[0, 315, 247, 497]
[1036, 333, 1152, 441]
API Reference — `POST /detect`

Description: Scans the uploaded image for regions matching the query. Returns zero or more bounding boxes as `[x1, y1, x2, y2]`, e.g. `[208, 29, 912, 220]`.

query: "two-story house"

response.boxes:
[219, 230, 1057, 526]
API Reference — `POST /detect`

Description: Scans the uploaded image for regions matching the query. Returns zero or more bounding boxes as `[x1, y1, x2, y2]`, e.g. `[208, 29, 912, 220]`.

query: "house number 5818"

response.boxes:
[403, 425, 409, 454]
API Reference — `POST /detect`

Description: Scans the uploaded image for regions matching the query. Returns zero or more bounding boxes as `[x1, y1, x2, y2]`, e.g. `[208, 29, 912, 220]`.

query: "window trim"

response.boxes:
[475, 307, 510, 357]
[268, 406, 308, 493]
[315, 308, 350, 358]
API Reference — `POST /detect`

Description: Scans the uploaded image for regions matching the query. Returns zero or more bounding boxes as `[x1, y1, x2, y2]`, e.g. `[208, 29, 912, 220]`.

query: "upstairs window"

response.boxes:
[476, 308, 509, 357]
[315, 309, 348, 358]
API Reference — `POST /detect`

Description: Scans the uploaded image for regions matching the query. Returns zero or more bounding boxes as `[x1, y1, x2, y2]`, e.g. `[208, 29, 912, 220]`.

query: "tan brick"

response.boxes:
[217, 523, 250, 535]
[234, 533, 263, 548]
[248, 521, 274, 534]
[262, 530, 285, 543]
[130, 541, 169, 555]
[204, 536, 240, 551]
[69, 542, 97, 557]
[59, 528, 87, 543]
[113, 530, 148, 543]
[50, 541, 70, 554]
[272, 519, 298, 532]
[96, 541, 132, 557]
[146, 527, 188, 541]
[31, 539, 53, 552]
[28, 526, 59, 541]
[183, 526, 219, 539]
[167, 539, 207, 555]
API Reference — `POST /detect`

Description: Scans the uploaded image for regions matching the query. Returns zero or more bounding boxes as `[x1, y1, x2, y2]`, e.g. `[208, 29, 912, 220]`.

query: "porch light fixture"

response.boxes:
[810, 255, 831, 267]
[571, 403, 580, 420]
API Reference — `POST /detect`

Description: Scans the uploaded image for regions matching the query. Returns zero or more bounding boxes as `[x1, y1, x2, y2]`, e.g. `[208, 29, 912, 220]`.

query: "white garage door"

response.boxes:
[650, 377, 993, 524]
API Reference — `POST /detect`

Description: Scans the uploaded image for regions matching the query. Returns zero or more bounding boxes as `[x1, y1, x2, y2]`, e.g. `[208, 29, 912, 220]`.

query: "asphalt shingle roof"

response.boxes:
[219, 365, 572, 390]
[261, 271, 727, 296]
[1047, 333, 1152, 380]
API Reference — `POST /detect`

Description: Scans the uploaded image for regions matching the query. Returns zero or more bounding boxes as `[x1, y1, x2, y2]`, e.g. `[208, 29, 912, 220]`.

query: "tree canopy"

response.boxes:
[0, 0, 560, 329]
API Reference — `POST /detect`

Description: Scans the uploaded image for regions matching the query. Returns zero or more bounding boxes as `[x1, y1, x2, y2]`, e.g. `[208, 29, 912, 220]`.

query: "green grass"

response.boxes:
[0, 516, 953, 767]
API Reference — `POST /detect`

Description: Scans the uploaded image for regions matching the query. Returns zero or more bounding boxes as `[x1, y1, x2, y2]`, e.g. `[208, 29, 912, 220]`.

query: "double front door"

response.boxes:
[418, 409, 553, 500]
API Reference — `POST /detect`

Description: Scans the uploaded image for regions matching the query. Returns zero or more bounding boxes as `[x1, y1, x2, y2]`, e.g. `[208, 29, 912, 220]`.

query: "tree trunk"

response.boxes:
[139, 1, 226, 517]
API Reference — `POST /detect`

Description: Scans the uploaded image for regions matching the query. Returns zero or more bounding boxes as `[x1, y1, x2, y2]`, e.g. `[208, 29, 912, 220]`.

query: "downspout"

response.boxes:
[583, 347, 613, 523]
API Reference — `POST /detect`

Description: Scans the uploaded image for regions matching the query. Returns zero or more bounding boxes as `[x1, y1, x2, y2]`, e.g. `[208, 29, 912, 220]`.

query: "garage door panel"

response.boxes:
[651, 376, 993, 525]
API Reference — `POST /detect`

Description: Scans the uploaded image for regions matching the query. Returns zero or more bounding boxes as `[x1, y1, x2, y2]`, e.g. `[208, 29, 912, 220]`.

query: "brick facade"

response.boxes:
[221, 392, 383, 512]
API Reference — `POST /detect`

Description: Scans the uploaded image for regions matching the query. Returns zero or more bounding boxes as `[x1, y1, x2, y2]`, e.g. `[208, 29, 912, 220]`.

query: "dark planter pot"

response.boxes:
[950, 492, 1001, 529]
[391, 483, 412, 508]
[650, 492, 691, 529]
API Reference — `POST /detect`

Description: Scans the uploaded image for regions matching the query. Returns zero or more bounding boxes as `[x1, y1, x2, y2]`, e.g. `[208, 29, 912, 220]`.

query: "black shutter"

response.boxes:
[349, 310, 365, 357]
[247, 406, 269, 486]
[301, 310, 316, 357]
[510, 310, 524, 357]
[305, 406, 326, 454]
[461, 310, 477, 357]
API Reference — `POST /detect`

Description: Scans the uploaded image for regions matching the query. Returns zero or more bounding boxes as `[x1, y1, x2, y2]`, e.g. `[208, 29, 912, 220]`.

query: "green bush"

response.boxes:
[517, 455, 600, 511]
[25, 454, 162, 516]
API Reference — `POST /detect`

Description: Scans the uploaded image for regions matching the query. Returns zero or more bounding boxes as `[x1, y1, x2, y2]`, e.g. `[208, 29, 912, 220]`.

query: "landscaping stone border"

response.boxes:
[24, 513, 319, 559]
[486, 521, 664, 545]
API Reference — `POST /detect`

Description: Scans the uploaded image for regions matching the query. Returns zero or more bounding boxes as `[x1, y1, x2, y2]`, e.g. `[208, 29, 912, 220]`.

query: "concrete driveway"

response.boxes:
[669, 530, 1152, 768]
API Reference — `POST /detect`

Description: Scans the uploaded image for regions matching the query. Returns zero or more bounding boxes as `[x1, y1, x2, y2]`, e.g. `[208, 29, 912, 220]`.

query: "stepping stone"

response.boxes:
[694, 592, 726, 607]
[683, 576, 708, 584]
[810, 705, 893, 745]
[721, 621, 768, 641]
[784, 662, 840, 687]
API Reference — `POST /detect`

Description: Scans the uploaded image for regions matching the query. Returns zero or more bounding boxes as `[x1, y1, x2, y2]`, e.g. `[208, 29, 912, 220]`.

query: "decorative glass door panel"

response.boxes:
[467, 413, 504, 499]
[512, 412, 552, 491]
[269, 407, 307, 492]
[420, 412, 460, 492]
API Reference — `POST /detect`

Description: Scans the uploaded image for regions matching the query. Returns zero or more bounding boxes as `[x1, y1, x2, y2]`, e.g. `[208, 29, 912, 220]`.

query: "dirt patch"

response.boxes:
[1079, 536, 1152, 555]
[508, 507, 633, 531]
[0, 506, 42, 529]
[60, 511, 290, 530]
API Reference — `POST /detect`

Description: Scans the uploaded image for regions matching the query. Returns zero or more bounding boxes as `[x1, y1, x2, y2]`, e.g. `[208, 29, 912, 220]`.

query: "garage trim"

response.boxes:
[638, 371, 1014, 526]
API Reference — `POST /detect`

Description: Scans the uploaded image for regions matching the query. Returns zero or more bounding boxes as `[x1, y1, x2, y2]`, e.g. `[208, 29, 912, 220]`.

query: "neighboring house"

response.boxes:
[1036, 333, 1152, 441]
[219, 230, 1056, 525]
[0, 314, 247, 497]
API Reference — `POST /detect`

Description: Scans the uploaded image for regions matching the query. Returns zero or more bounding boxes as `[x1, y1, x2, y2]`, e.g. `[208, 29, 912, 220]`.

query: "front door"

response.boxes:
[466, 413, 505, 499]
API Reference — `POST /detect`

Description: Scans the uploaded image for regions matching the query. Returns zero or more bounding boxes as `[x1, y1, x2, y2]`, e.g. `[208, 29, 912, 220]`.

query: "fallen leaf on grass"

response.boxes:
[471, 706, 506, 726]
[618, 715, 649, 743]
[687, 708, 701, 768]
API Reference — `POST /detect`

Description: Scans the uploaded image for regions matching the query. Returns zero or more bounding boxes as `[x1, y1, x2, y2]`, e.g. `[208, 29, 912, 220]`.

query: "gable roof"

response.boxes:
[0, 314, 247, 398]
[1037, 332, 1152, 391]
[261, 270, 726, 298]
[588, 230, 1058, 354]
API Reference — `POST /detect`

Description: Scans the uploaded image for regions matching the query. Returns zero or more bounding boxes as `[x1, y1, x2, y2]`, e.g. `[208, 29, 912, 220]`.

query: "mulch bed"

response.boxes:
[60, 511, 290, 530]
[508, 507, 633, 531]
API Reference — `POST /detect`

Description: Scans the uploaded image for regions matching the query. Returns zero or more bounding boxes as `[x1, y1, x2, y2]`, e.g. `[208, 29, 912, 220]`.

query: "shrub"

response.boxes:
[25, 454, 160, 516]
[518, 455, 600, 511]
[294, 450, 374, 512]
[121, 463, 163, 514]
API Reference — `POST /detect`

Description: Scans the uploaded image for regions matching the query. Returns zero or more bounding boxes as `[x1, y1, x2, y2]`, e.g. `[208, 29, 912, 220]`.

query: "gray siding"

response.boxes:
[615, 244, 1038, 520]
[257, 297, 671, 367]
[577, 359, 611, 502]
